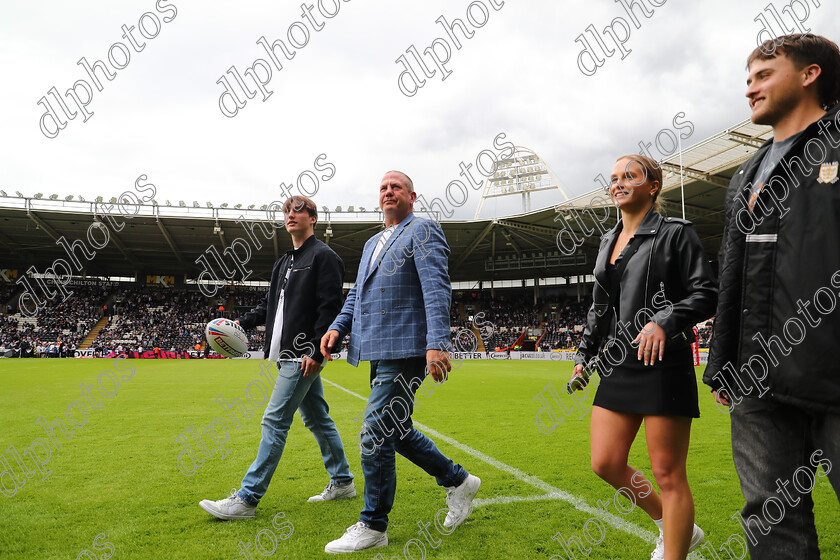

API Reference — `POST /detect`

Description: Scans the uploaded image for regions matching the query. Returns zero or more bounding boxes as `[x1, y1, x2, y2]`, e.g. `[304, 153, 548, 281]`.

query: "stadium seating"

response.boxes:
[0, 286, 103, 356]
[0, 285, 712, 357]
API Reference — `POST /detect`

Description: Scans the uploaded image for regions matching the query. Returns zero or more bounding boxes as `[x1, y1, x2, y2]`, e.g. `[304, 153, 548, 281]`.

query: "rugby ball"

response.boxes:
[205, 318, 248, 358]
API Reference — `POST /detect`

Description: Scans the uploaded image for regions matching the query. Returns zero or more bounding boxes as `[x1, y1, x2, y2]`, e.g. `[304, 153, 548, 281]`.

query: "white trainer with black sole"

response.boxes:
[324, 522, 387, 554]
[308, 481, 357, 502]
[199, 490, 256, 520]
[443, 474, 481, 529]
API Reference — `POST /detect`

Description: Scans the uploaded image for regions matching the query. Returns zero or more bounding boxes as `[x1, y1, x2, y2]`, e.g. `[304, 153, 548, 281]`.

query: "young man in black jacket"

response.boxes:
[199, 195, 355, 520]
[704, 34, 840, 559]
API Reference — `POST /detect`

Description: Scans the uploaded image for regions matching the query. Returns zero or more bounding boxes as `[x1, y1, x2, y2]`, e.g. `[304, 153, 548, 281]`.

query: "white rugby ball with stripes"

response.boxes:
[205, 318, 248, 358]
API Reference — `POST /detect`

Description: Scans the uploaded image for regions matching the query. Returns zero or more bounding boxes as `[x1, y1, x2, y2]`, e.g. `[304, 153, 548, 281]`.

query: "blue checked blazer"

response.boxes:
[329, 213, 452, 367]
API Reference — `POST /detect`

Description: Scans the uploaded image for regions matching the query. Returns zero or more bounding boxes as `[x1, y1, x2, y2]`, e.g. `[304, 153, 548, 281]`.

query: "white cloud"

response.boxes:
[1, 0, 837, 218]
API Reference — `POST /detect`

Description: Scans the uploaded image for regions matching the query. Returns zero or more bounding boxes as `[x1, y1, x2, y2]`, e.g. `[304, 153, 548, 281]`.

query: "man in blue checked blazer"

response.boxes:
[321, 170, 480, 554]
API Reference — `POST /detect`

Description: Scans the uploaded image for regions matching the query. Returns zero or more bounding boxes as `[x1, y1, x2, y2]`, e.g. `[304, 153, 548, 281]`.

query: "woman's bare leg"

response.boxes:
[590, 406, 663, 520]
[645, 415, 694, 560]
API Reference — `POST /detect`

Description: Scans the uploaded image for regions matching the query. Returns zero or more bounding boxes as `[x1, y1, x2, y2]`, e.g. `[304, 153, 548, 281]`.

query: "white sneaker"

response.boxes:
[443, 474, 481, 529]
[651, 536, 664, 560]
[689, 524, 705, 553]
[324, 522, 387, 553]
[308, 481, 357, 502]
[199, 490, 256, 520]
[650, 524, 705, 559]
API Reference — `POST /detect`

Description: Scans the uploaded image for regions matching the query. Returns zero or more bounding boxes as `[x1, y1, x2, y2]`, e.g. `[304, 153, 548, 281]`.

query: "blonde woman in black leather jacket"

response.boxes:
[571, 154, 717, 560]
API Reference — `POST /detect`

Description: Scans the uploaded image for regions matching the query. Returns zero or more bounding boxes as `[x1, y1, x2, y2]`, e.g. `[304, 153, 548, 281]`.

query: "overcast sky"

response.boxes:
[2, 0, 838, 220]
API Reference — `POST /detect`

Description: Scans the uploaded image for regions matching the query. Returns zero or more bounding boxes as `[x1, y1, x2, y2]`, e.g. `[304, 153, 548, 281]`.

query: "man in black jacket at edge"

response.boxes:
[704, 34, 840, 559]
[199, 195, 355, 520]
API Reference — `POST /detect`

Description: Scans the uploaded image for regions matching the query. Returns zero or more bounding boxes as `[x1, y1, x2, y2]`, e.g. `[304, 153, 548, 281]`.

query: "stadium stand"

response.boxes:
[0, 285, 711, 358]
[0, 119, 775, 359]
[0, 286, 103, 357]
[84, 287, 210, 354]
[538, 298, 591, 351]
[0, 283, 17, 314]
[226, 288, 268, 351]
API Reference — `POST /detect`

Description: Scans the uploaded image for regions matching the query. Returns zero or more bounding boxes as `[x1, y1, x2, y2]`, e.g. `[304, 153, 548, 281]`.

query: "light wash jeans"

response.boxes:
[237, 360, 353, 506]
[359, 357, 467, 531]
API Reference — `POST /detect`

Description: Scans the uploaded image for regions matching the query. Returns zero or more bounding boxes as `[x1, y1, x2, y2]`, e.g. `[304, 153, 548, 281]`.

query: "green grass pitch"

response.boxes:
[0, 358, 837, 559]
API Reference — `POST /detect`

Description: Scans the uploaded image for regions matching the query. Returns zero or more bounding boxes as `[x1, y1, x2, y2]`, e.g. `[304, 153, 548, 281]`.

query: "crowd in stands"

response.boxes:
[450, 300, 471, 330]
[470, 294, 543, 350]
[696, 322, 713, 347]
[0, 315, 27, 354]
[226, 288, 269, 351]
[538, 298, 591, 351]
[229, 288, 267, 310]
[91, 287, 210, 354]
[0, 286, 103, 357]
[35, 286, 102, 347]
[479, 295, 542, 330]
[0, 284, 17, 314]
[0, 284, 713, 358]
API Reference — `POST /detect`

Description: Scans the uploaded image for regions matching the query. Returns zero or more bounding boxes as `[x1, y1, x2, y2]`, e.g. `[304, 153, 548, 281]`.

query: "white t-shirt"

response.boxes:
[369, 226, 396, 269]
[267, 255, 296, 362]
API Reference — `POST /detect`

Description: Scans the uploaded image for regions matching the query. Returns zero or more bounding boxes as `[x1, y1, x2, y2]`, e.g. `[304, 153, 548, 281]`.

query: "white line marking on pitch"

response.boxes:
[322, 377, 657, 544]
[473, 493, 569, 507]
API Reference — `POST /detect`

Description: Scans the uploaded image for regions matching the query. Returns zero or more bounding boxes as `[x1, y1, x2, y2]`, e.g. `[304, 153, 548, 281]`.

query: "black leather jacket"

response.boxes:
[238, 234, 344, 363]
[576, 208, 717, 369]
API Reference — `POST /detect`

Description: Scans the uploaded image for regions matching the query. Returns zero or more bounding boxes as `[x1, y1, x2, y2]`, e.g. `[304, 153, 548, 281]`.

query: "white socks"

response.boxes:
[653, 517, 664, 535]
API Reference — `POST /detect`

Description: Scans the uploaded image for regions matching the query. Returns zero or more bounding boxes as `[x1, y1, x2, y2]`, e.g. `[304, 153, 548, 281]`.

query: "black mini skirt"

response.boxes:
[593, 345, 700, 418]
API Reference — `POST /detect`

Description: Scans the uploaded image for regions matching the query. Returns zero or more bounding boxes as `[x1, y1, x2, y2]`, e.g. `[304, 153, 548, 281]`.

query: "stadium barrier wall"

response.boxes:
[70, 349, 708, 363]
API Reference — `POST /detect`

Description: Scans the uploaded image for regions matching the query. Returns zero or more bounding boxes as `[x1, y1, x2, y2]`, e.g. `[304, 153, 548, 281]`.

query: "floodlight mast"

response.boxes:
[474, 146, 569, 219]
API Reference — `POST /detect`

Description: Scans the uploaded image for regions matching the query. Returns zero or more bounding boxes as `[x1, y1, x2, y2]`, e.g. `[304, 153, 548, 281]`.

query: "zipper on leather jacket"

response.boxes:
[592, 275, 620, 342]
[595, 275, 610, 298]
[644, 230, 657, 307]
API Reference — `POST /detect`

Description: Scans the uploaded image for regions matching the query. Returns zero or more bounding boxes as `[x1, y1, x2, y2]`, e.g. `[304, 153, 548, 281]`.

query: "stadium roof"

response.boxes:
[556, 118, 773, 264]
[0, 119, 771, 286]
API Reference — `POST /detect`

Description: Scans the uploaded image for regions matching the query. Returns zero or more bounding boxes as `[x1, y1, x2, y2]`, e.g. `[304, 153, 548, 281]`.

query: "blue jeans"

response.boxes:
[237, 361, 353, 506]
[359, 357, 467, 531]
[731, 397, 840, 559]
